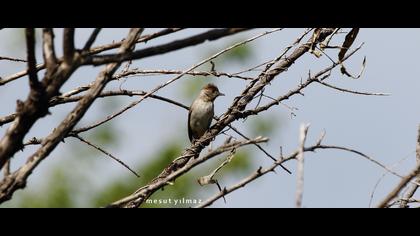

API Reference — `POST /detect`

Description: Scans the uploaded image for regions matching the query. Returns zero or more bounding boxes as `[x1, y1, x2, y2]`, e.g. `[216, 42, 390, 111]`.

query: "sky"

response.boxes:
[1, 28, 420, 208]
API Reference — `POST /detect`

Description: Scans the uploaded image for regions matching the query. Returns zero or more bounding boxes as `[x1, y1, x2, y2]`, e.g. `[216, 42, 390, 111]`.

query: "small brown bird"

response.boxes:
[188, 83, 224, 143]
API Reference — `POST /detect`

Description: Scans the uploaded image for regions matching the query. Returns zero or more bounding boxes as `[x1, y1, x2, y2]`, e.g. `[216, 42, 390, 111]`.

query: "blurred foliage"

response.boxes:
[248, 114, 281, 137]
[205, 38, 254, 66]
[4, 166, 83, 208]
[87, 124, 118, 147]
[220, 43, 254, 64]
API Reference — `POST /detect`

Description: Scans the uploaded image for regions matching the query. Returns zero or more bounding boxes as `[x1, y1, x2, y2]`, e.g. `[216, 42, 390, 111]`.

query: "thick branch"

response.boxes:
[26, 28, 41, 89]
[42, 28, 58, 77]
[0, 28, 143, 203]
[63, 28, 75, 64]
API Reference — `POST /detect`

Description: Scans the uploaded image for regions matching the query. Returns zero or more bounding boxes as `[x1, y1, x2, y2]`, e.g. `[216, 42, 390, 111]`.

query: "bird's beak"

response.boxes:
[218, 92, 225, 97]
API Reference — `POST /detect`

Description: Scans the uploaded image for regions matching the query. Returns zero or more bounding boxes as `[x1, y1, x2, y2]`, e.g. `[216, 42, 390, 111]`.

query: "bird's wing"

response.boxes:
[188, 107, 193, 142]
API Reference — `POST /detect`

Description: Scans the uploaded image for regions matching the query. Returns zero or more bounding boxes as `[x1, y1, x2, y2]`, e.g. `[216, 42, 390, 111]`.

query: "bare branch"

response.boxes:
[0, 56, 27, 63]
[0, 28, 143, 203]
[198, 149, 235, 186]
[0, 114, 17, 127]
[2, 160, 10, 177]
[83, 28, 102, 51]
[0, 29, 183, 87]
[316, 79, 390, 96]
[399, 124, 420, 208]
[0, 63, 45, 86]
[63, 28, 75, 65]
[241, 44, 364, 118]
[26, 28, 41, 89]
[296, 123, 309, 208]
[88, 28, 184, 55]
[0, 28, 85, 168]
[376, 162, 420, 208]
[42, 28, 58, 77]
[196, 131, 389, 208]
[84, 28, 252, 66]
[107, 137, 269, 208]
[114, 69, 254, 80]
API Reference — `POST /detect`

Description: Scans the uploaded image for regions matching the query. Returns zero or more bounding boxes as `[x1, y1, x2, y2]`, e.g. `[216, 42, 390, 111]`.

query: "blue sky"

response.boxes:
[1, 28, 419, 207]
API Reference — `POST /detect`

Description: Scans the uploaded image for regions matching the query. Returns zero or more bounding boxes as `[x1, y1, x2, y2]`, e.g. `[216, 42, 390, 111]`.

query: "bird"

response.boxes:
[188, 83, 224, 143]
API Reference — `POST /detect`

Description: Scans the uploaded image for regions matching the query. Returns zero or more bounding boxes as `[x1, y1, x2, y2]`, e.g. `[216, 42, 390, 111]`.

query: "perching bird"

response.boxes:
[188, 83, 224, 143]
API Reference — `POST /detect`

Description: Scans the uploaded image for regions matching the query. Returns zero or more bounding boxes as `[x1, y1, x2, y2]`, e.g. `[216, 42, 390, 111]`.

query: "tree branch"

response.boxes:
[26, 28, 41, 90]
[107, 137, 269, 208]
[63, 28, 75, 65]
[83, 28, 251, 66]
[0, 56, 27, 63]
[399, 124, 420, 208]
[107, 28, 336, 208]
[42, 28, 58, 77]
[83, 28, 102, 51]
[376, 162, 420, 208]
[0, 28, 143, 203]
[88, 28, 184, 55]
[295, 123, 309, 208]
[196, 129, 393, 208]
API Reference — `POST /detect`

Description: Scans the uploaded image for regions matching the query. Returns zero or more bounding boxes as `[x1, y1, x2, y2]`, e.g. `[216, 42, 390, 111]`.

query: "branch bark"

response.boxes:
[295, 123, 309, 208]
[399, 124, 420, 208]
[0, 28, 143, 203]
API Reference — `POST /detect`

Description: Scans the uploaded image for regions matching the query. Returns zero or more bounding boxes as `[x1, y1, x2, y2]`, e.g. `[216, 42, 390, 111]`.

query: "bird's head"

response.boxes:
[199, 83, 225, 102]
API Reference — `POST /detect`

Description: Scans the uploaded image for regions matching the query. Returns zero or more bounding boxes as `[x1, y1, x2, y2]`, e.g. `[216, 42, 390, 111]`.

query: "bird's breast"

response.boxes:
[190, 100, 214, 131]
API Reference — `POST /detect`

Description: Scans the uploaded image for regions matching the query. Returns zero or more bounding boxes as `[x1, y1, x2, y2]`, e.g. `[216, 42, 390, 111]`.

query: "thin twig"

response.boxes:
[317, 79, 390, 96]
[197, 132, 394, 207]
[72, 134, 139, 177]
[368, 151, 414, 207]
[0, 56, 27, 63]
[83, 28, 102, 51]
